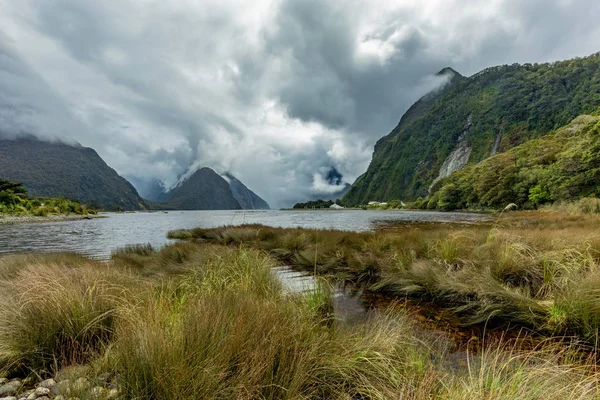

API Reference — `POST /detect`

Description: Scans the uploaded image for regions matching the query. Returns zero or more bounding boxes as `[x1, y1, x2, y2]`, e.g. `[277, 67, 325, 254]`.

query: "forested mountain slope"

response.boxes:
[424, 110, 600, 210]
[344, 53, 600, 205]
[0, 137, 145, 210]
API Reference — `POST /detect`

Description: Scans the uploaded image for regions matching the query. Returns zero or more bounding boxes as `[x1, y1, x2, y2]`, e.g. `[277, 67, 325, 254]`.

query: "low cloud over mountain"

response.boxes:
[1, 0, 599, 207]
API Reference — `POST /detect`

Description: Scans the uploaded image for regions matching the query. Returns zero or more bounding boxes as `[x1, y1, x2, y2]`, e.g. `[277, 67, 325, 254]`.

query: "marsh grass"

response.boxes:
[2, 237, 600, 398]
[170, 212, 600, 345]
[0, 255, 141, 374]
[442, 339, 600, 400]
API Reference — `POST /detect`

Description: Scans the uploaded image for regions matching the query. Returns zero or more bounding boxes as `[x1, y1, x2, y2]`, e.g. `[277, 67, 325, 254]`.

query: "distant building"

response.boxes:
[368, 201, 387, 206]
[330, 203, 344, 209]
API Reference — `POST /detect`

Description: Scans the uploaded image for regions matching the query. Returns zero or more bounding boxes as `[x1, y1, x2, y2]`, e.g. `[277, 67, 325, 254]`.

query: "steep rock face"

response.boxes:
[0, 137, 144, 210]
[164, 168, 242, 210]
[427, 112, 600, 210]
[428, 115, 473, 192]
[343, 53, 600, 205]
[224, 173, 270, 210]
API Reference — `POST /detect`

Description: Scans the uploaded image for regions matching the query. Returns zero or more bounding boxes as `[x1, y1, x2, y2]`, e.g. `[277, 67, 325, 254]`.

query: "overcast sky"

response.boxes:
[1, 0, 599, 207]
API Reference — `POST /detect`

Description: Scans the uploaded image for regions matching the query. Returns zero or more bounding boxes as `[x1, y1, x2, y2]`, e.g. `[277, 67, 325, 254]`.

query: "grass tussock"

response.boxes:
[170, 211, 600, 345]
[0, 254, 141, 373]
[2, 237, 600, 398]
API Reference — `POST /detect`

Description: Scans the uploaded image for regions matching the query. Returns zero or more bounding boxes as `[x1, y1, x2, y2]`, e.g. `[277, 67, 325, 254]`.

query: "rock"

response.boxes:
[17, 391, 32, 399]
[37, 380, 55, 390]
[0, 381, 22, 396]
[0, 378, 8, 385]
[106, 389, 119, 399]
[34, 388, 50, 397]
[25, 393, 36, 400]
[0, 397, 17, 400]
[55, 365, 90, 381]
[35, 397, 50, 400]
[54, 396, 65, 400]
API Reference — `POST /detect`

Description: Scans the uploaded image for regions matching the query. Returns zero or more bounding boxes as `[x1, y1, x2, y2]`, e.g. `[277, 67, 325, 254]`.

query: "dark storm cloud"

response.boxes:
[1, 0, 599, 207]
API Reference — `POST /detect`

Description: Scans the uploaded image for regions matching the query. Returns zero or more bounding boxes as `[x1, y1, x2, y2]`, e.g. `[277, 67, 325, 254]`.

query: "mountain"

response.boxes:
[224, 173, 270, 210]
[343, 53, 600, 205]
[143, 168, 269, 210]
[425, 110, 600, 210]
[0, 136, 145, 210]
[163, 168, 242, 210]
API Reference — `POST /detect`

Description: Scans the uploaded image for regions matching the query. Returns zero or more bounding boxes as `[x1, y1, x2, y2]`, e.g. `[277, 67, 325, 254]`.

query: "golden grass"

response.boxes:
[170, 211, 600, 344]
[2, 214, 600, 398]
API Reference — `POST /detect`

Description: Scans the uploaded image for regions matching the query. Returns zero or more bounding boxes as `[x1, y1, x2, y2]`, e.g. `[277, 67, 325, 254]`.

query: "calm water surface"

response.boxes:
[0, 209, 485, 259]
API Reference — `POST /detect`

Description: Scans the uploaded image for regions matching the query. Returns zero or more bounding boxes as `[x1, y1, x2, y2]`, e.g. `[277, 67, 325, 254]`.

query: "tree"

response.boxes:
[0, 179, 27, 194]
[0, 179, 28, 207]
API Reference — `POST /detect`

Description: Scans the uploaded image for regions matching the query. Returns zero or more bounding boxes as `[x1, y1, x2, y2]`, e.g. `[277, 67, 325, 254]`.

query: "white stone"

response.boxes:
[37, 379, 55, 389]
[34, 387, 50, 396]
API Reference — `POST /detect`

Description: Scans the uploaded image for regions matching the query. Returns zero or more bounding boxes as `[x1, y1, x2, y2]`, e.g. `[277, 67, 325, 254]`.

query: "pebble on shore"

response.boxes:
[0, 372, 120, 400]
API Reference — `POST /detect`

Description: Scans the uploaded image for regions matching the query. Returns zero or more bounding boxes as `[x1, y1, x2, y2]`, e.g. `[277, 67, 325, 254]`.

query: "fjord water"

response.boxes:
[0, 209, 484, 259]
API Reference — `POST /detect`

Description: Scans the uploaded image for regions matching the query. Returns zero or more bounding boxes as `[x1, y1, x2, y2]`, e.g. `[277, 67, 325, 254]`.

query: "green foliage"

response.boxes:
[293, 199, 335, 209]
[529, 185, 551, 207]
[0, 178, 90, 216]
[345, 53, 600, 205]
[425, 114, 600, 210]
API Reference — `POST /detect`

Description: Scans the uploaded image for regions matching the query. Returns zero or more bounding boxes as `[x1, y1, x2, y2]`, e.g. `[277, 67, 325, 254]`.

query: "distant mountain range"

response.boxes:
[343, 53, 600, 206]
[0, 136, 269, 211]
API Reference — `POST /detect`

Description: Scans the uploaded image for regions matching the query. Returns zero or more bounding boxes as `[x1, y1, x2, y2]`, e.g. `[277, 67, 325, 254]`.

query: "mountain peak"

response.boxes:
[436, 67, 462, 77]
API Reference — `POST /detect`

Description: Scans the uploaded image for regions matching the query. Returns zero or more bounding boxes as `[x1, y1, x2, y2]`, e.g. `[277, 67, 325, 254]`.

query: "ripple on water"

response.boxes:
[0, 210, 487, 259]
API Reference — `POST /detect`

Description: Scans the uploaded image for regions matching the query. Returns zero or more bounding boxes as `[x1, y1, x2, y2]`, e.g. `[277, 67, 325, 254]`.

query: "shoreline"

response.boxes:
[0, 214, 103, 225]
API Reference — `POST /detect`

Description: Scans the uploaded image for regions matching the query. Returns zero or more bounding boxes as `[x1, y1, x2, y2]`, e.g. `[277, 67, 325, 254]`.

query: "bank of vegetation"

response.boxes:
[424, 113, 600, 211]
[2, 222, 600, 398]
[0, 179, 93, 217]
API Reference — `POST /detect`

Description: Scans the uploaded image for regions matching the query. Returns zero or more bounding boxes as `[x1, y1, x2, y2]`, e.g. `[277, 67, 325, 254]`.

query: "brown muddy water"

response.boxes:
[274, 264, 556, 369]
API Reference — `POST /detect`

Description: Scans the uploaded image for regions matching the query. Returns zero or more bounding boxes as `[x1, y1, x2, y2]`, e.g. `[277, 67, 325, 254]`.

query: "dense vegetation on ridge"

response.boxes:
[424, 111, 600, 210]
[0, 137, 145, 211]
[0, 179, 91, 216]
[344, 53, 600, 205]
[293, 199, 338, 209]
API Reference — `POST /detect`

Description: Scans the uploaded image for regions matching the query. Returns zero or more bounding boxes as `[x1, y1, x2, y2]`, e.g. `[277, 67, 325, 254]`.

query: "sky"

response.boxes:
[1, 0, 599, 208]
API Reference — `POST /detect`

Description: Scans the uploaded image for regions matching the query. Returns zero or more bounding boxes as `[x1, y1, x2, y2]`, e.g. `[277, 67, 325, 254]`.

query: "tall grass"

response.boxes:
[0, 254, 141, 373]
[169, 212, 600, 345]
[2, 239, 600, 398]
